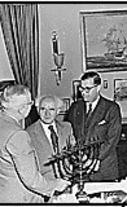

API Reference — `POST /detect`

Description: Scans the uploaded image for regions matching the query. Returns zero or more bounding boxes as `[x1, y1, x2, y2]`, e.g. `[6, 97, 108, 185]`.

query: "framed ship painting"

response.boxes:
[80, 10, 127, 72]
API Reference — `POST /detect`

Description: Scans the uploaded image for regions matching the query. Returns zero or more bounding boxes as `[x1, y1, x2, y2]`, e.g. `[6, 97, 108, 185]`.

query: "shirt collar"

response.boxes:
[40, 121, 57, 133]
[92, 95, 100, 110]
[2, 111, 22, 127]
[2, 111, 19, 123]
[87, 95, 100, 112]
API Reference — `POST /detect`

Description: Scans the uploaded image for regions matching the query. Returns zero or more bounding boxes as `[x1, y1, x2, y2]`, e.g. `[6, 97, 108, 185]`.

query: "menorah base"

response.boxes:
[46, 138, 102, 203]
[76, 190, 89, 203]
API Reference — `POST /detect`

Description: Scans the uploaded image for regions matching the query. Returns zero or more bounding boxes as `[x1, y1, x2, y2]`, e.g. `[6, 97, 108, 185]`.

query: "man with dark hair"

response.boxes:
[65, 70, 122, 181]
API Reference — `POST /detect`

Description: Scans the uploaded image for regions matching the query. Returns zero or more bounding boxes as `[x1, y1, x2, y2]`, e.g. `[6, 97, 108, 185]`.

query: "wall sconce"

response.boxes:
[51, 31, 66, 86]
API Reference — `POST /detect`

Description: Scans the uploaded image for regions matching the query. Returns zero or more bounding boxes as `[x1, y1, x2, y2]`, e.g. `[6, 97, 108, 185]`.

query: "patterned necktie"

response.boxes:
[48, 125, 59, 153]
[87, 103, 92, 117]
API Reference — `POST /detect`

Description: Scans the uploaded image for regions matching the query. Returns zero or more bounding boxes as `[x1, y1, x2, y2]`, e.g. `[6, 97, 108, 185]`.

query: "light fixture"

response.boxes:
[51, 31, 66, 86]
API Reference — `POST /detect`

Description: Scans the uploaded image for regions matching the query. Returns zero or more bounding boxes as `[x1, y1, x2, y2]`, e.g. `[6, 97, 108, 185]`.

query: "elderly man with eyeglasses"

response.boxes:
[65, 70, 122, 181]
[0, 84, 70, 203]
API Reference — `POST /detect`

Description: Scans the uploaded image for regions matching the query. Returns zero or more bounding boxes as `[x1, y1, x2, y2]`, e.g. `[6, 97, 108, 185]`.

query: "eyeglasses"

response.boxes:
[79, 85, 98, 93]
[25, 101, 34, 106]
[21, 101, 34, 107]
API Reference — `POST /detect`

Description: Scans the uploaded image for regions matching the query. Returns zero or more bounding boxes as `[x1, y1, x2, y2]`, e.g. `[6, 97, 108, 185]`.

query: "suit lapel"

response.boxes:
[56, 120, 66, 150]
[35, 121, 52, 154]
[75, 100, 87, 141]
[35, 120, 66, 154]
[87, 96, 106, 130]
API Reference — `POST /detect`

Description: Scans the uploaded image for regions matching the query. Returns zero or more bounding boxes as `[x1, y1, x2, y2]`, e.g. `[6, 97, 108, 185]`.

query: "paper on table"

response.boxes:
[85, 178, 127, 195]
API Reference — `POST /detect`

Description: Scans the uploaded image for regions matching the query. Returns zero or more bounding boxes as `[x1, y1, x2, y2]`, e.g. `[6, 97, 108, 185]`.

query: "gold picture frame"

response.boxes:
[80, 10, 127, 72]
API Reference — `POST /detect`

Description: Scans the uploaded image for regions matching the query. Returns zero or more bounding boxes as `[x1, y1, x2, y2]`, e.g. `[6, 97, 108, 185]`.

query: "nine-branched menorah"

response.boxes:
[45, 136, 102, 203]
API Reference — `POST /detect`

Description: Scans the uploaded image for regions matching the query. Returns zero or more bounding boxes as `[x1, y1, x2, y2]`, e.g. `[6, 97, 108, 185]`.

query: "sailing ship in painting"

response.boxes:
[102, 26, 127, 59]
[87, 25, 127, 70]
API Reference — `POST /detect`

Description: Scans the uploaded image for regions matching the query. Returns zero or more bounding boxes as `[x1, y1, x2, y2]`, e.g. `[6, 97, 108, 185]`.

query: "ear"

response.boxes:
[56, 108, 61, 115]
[97, 84, 101, 93]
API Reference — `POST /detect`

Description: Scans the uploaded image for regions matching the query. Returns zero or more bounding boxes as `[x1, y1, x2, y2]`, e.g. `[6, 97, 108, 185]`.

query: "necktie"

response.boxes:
[48, 125, 59, 153]
[87, 103, 92, 117]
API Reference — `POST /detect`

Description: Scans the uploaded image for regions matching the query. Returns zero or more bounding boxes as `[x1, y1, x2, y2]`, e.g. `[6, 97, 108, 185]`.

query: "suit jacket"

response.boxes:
[26, 119, 75, 180]
[0, 113, 61, 203]
[64, 95, 122, 181]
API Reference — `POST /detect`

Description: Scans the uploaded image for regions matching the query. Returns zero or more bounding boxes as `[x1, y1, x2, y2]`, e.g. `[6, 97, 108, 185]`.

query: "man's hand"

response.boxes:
[54, 178, 71, 193]
[50, 193, 79, 203]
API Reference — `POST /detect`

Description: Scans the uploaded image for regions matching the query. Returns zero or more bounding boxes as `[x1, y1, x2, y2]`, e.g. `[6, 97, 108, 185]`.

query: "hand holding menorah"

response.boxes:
[45, 136, 102, 203]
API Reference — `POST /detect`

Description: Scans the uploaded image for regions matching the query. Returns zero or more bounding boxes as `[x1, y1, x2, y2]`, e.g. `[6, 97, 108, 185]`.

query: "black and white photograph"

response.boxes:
[72, 79, 82, 101]
[114, 78, 127, 101]
[59, 97, 70, 115]
[0, 2, 127, 204]
[80, 10, 127, 72]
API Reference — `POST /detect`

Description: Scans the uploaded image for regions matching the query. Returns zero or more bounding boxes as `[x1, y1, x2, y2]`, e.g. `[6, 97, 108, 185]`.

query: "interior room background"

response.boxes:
[0, 3, 127, 118]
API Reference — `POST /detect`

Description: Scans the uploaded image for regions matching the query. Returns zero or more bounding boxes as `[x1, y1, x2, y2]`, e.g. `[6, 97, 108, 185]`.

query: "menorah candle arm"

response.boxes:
[52, 162, 60, 178]
[82, 154, 88, 161]
[83, 159, 93, 168]
[94, 160, 101, 172]
[86, 159, 99, 174]
[57, 159, 72, 179]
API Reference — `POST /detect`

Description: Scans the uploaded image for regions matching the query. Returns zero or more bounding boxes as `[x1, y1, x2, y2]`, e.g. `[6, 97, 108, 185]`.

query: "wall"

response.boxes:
[0, 3, 127, 117]
[39, 3, 127, 117]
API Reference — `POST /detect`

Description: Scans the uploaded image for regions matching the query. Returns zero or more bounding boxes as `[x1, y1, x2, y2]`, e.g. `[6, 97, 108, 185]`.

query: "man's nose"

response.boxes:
[45, 109, 50, 116]
[82, 91, 88, 96]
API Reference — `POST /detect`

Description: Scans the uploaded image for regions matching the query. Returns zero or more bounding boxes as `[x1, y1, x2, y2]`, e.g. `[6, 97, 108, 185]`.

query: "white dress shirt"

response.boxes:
[40, 121, 58, 151]
[86, 96, 100, 113]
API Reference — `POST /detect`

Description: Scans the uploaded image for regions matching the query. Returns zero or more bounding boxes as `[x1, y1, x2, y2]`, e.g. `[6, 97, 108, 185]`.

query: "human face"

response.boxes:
[39, 98, 57, 124]
[79, 78, 100, 103]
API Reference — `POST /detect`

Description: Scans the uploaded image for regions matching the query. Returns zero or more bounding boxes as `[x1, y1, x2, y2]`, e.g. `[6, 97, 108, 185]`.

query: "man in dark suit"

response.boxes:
[65, 71, 122, 181]
[26, 94, 76, 181]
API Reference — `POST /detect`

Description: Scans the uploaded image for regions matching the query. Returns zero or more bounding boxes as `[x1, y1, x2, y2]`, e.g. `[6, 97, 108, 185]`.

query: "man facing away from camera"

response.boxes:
[65, 70, 122, 181]
[0, 84, 70, 203]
